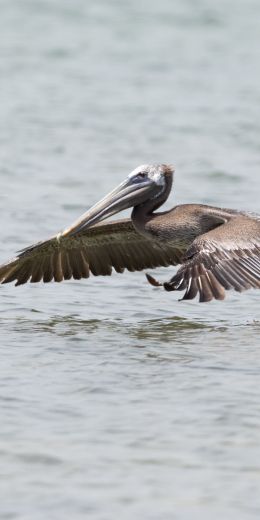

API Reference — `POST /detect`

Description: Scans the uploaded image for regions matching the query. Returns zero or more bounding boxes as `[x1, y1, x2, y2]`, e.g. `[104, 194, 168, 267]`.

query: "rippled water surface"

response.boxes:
[1, 0, 260, 518]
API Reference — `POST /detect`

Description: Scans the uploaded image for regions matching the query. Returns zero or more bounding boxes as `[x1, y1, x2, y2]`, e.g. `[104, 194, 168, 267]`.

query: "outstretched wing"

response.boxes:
[0, 219, 183, 286]
[164, 215, 260, 302]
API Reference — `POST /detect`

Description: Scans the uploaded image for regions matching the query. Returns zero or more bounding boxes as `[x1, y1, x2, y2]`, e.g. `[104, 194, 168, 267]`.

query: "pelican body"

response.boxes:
[0, 164, 259, 302]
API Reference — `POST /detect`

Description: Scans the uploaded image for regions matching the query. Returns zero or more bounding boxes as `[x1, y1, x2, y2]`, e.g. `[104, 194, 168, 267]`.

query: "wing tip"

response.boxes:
[146, 273, 163, 287]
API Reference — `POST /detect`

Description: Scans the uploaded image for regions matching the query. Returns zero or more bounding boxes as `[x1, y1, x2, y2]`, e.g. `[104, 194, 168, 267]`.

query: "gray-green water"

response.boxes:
[0, 1, 260, 518]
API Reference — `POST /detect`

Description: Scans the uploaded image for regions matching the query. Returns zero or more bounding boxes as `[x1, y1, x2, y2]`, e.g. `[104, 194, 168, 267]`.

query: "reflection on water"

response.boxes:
[1, 310, 258, 354]
[0, 309, 220, 339]
[131, 316, 208, 341]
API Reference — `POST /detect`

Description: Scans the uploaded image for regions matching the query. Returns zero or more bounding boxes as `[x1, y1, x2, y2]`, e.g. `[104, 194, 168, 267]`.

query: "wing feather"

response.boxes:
[165, 215, 260, 301]
[60, 250, 73, 280]
[0, 219, 183, 286]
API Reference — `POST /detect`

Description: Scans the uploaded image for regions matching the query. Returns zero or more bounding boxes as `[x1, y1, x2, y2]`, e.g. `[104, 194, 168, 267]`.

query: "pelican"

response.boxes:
[0, 164, 259, 302]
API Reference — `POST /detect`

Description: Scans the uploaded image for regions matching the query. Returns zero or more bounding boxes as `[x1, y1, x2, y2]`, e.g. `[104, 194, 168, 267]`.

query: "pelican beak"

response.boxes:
[62, 177, 155, 236]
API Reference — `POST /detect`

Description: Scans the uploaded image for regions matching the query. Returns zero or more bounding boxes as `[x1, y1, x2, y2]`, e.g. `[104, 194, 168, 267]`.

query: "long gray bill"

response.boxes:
[61, 177, 155, 236]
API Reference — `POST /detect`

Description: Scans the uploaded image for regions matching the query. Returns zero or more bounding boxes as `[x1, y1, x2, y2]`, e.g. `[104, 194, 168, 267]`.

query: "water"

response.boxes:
[0, 0, 260, 518]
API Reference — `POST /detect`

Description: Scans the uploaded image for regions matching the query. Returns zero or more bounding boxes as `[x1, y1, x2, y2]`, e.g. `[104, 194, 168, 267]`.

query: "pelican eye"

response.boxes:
[136, 172, 147, 179]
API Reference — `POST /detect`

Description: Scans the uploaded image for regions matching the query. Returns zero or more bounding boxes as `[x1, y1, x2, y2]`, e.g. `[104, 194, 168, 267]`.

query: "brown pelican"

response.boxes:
[0, 164, 259, 302]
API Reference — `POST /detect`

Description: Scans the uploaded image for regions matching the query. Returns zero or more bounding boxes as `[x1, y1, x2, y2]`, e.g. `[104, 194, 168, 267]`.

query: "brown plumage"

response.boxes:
[0, 163, 259, 303]
[0, 220, 183, 285]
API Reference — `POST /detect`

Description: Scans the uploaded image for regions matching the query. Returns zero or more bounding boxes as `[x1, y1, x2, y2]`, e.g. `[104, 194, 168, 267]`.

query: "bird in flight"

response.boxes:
[0, 164, 259, 302]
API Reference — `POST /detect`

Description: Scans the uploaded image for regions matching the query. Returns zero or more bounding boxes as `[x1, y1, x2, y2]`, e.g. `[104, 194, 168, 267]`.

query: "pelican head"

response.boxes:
[63, 164, 174, 236]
